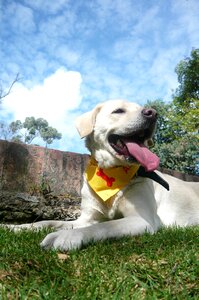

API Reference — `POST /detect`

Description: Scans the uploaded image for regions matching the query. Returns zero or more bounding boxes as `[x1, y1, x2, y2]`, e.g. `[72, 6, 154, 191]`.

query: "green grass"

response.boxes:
[0, 226, 198, 300]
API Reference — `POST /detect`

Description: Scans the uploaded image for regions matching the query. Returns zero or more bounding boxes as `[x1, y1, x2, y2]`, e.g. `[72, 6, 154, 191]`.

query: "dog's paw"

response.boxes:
[40, 229, 86, 251]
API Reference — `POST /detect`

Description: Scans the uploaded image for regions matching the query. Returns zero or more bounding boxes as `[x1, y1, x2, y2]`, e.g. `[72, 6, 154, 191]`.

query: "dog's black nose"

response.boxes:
[141, 108, 157, 119]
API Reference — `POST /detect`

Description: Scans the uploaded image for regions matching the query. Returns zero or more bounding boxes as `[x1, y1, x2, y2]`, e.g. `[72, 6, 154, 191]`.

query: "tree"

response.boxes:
[146, 49, 199, 175]
[0, 117, 62, 146]
[0, 75, 62, 147]
[172, 48, 199, 134]
[174, 49, 199, 104]
[1, 120, 23, 142]
[146, 99, 174, 144]
[147, 99, 198, 175]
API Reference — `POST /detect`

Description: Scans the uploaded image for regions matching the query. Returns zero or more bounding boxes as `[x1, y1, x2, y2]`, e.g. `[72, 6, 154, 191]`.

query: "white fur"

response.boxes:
[5, 100, 199, 251]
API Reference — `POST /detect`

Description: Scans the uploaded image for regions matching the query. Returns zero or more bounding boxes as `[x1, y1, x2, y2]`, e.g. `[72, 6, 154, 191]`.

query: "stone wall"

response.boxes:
[158, 167, 199, 182]
[0, 140, 89, 223]
[0, 139, 198, 223]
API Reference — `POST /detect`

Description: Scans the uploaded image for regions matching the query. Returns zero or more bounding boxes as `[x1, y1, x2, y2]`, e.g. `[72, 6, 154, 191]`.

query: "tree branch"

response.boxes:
[0, 73, 20, 100]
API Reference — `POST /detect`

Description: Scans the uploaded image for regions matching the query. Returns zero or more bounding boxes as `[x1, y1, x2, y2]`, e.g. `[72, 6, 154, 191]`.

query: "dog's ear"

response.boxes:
[75, 103, 103, 138]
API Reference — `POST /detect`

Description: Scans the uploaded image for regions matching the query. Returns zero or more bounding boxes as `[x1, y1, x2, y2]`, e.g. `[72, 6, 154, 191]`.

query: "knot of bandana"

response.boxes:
[85, 158, 140, 201]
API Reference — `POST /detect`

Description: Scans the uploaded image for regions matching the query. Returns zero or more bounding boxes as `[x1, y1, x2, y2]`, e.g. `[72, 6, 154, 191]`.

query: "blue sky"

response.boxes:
[0, 0, 198, 153]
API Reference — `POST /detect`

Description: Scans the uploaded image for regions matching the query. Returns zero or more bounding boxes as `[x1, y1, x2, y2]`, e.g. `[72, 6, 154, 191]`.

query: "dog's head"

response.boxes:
[76, 99, 159, 170]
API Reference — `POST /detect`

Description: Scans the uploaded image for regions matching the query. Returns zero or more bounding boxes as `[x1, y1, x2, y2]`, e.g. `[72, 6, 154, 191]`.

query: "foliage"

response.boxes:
[0, 117, 62, 146]
[146, 99, 173, 144]
[147, 99, 199, 175]
[152, 133, 198, 175]
[174, 49, 199, 104]
[173, 48, 199, 134]
[147, 49, 199, 175]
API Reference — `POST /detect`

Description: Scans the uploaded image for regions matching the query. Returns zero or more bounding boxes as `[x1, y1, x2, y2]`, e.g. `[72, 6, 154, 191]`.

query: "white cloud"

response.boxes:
[5, 2, 36, 33]
[131, 6, 160, 37]
[1, 0, 199, 153]
[23, 0, 69, 14]
[94, 0, 139, 30]
[171, 0, 199, 46]
[55, 45, 81, 66]
[1, 68, 83, 150]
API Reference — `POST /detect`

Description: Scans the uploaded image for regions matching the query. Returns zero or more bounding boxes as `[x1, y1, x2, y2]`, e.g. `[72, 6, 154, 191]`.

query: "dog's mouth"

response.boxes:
[108, 129, 160, 172]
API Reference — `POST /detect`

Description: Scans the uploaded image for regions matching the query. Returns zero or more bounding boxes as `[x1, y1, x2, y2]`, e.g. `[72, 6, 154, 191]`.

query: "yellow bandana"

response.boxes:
[85, 158, 140, 201]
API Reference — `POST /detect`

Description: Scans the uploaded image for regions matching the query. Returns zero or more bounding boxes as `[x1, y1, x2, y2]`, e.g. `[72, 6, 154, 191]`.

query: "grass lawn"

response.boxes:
[0, 226, 198, 299]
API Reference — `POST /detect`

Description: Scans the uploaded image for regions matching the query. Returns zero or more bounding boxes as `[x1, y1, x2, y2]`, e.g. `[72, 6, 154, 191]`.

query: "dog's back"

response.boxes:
[154, 172, 199, 226]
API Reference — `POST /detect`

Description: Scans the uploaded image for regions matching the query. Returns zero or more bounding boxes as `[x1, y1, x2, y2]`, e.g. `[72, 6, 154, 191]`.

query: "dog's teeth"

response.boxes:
[126, 156, 135, 163]
[116, 139, 123, 148]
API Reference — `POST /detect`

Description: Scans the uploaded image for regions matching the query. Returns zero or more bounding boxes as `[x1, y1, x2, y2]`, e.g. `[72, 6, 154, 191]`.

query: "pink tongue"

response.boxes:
[125, 142, 160, 172]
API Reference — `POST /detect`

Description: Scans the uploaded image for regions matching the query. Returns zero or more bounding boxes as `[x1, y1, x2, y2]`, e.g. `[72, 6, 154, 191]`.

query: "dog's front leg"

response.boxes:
[2, 210, 101, 231]
[41, 216, 155, 251]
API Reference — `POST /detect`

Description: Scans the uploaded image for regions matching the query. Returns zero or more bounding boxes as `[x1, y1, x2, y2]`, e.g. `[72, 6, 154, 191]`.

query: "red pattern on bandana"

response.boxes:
[96, 168, 116, 187]
[123, 166, 131, 174]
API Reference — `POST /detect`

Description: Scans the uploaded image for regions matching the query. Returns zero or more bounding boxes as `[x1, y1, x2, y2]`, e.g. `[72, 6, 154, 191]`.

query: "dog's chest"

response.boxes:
[83, 175, 140, 220]
[101, 183, 138, 220]
[102, 190, 125, 219]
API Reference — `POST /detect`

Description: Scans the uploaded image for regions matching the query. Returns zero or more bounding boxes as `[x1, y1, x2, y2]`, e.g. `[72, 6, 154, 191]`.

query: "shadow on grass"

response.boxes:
[78, 226, 199, 259]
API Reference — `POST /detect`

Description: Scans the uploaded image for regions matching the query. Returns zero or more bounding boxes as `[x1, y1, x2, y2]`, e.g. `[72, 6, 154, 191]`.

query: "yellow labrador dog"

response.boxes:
[7, 100, 199, 250]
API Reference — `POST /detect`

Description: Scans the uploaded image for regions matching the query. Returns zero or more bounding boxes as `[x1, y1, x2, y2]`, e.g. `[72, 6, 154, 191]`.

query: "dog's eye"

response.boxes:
[112, 108, 126, 114]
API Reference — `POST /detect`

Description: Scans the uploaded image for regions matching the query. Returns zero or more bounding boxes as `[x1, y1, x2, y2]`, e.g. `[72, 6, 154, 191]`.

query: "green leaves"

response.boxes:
[0, 117, 62, 146]
[40, 126, 62, 145]
[152, 135, 198, 174]
[174, 49, 199, 103]
[146, 49, 199, 175]
[173, 48, 199, 134]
